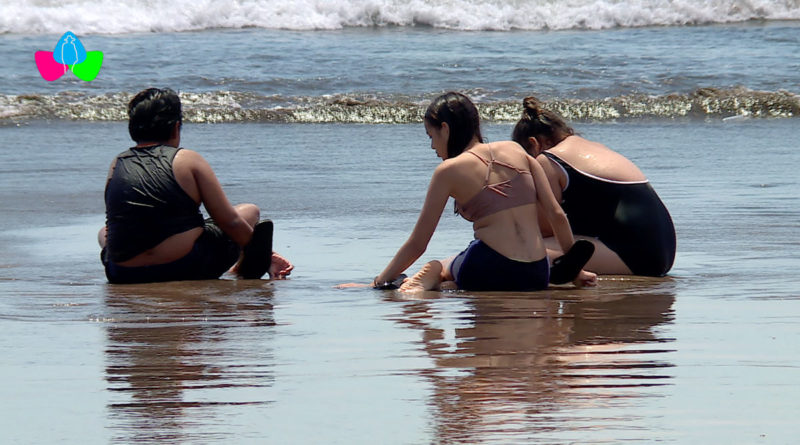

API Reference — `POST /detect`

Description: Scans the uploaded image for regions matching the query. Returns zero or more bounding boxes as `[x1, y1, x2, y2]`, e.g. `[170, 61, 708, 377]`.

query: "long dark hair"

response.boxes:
[424, 92, 484, 159]
[511, 96, 574, 154]
[127, 88, 183, 143]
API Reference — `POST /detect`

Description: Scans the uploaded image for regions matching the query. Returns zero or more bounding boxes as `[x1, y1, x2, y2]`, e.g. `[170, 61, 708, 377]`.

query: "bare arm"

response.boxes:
[536, 154, 564, 202]
[374, 165, 452, 285]
[176, 150, 253, 247]
[530, 155, 597, 286]
[534, 154, 563, 237]
[529, 155, 574, 254]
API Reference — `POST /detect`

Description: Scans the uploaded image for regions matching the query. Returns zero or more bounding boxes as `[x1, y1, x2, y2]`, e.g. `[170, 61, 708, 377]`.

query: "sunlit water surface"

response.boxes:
[1, 118, 798, 443]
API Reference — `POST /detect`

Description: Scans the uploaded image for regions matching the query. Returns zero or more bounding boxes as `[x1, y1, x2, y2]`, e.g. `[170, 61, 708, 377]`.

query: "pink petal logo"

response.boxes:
[35, 31, 104, 82]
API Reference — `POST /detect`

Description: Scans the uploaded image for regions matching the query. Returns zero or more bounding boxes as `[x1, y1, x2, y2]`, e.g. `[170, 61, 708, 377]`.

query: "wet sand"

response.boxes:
[1, 119, 799, 443]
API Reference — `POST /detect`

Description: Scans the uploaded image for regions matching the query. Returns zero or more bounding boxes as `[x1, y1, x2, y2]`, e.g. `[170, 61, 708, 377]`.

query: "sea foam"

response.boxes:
[2, 88, 797, 124]
[2, 0, 799, 34]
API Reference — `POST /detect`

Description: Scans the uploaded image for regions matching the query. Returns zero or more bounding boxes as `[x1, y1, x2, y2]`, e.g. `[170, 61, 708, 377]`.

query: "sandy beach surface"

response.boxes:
[1, 118, 798, 443]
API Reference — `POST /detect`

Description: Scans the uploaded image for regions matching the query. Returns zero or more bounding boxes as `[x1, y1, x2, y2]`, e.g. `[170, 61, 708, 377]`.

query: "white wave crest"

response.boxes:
[2, 0, 800, 34]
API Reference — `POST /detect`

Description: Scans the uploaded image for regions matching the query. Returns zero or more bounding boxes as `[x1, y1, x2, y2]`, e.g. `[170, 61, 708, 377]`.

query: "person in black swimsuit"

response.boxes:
[98, 88, 293, 283]
[512, 96, 676, 276]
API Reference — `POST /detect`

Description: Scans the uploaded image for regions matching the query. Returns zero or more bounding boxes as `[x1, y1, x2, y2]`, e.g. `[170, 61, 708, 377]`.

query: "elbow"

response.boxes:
[404, 238, 428, 259]
[549, 207, 569, 226]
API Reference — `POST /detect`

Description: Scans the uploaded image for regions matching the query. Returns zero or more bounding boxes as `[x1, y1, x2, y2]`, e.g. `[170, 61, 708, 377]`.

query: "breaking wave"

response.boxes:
[2, 0, 800, 34]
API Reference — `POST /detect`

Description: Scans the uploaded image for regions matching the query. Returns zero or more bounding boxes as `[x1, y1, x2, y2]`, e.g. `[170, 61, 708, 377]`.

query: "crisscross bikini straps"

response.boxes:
[455, 144, 538, 222]
[467, 144, 530, 186]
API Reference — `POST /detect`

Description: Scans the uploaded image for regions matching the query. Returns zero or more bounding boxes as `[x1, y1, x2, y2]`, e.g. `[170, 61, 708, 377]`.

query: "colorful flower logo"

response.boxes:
[35, 31, 104, 82]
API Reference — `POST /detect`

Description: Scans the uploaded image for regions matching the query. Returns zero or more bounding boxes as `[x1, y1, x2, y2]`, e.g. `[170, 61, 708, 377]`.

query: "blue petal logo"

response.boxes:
[53, 31, 87, 65]
[35, 31, 104, 82]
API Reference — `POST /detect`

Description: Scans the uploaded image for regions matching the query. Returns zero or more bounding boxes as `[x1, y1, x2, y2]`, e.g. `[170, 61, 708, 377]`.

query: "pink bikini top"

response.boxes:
[455, 145, 537, 222]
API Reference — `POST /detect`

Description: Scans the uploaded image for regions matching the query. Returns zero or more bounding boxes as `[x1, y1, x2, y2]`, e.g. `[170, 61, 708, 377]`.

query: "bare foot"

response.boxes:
[399, 261, 443, 293]
[440, 280, 458, 291]
[269, 252, 293, 279]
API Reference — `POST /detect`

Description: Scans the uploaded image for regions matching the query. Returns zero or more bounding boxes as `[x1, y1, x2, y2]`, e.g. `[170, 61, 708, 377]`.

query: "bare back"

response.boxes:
[545, 136, 646, 189]
[445, 141, 548, 262]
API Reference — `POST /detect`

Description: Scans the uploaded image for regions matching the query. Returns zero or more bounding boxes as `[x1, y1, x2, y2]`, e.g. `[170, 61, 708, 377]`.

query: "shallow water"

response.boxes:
[1, 118, 798, 443]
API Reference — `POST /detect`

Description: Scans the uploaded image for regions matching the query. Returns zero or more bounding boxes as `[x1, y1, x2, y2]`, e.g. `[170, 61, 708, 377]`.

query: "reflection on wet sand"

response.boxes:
[387, 277, 676, 443]
[102, 280, 276, 444]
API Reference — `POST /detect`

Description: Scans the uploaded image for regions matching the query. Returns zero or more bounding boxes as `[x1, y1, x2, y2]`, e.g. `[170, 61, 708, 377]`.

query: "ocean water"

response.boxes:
[2, 2, 800, 123]
[1, 1, 800, 444]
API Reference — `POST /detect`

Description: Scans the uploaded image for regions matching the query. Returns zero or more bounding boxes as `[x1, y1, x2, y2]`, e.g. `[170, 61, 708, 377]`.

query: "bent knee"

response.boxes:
[235, 203, 260, 226]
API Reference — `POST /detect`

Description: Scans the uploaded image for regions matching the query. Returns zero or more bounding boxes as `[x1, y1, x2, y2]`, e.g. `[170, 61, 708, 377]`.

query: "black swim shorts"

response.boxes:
[102, 219, 240, 284]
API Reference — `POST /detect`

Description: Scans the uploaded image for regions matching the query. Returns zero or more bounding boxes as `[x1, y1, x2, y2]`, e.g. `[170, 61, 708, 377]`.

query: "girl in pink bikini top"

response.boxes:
[455, 144, 538, 222]
[369, 91, 597, 292]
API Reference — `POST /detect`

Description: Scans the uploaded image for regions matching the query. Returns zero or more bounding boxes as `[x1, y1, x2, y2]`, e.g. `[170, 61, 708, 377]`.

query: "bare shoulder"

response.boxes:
[435, 155, 478, 191]
[488, 140, 526, 157]
[173, 148, 211, 170]
[493, 140, 524, 150]
[433, 156, 458, 178]
[552, 136, 646, 181]
[534, 153, 553, 172]
[173, 149, 217, 196]
[174, 147, 201, 161]
[554, 136, 624, 161]
[492, 140, 534, 167]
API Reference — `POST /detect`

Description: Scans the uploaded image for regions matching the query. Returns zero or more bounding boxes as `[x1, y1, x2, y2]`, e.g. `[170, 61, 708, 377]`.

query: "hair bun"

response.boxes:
[522, 96, 542, 118]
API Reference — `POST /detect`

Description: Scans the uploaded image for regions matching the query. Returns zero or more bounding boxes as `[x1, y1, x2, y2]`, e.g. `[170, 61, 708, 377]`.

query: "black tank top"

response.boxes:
[105, 145, 204, 263]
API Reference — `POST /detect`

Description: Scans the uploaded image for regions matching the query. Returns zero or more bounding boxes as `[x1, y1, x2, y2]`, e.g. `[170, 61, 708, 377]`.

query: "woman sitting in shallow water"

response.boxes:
[511, 97, 676, 276]
[360, 92, 596, 292]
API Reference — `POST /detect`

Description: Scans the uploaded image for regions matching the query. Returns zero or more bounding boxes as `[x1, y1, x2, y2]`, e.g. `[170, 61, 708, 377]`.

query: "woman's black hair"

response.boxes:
[424, 92, 484, 159]
[511, 96, 574, 154]
[127, 88, 182, 143]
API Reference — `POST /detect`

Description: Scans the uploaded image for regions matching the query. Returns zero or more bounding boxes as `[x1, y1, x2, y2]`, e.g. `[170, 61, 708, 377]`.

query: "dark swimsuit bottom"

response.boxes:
[544, 152, 676, 276]
[450, 239, 550, 291]
[102, 220, 240, 284]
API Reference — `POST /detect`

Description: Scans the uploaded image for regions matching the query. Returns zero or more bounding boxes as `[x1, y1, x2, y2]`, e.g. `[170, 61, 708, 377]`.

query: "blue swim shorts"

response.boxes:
[449, 239, 549, 292]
